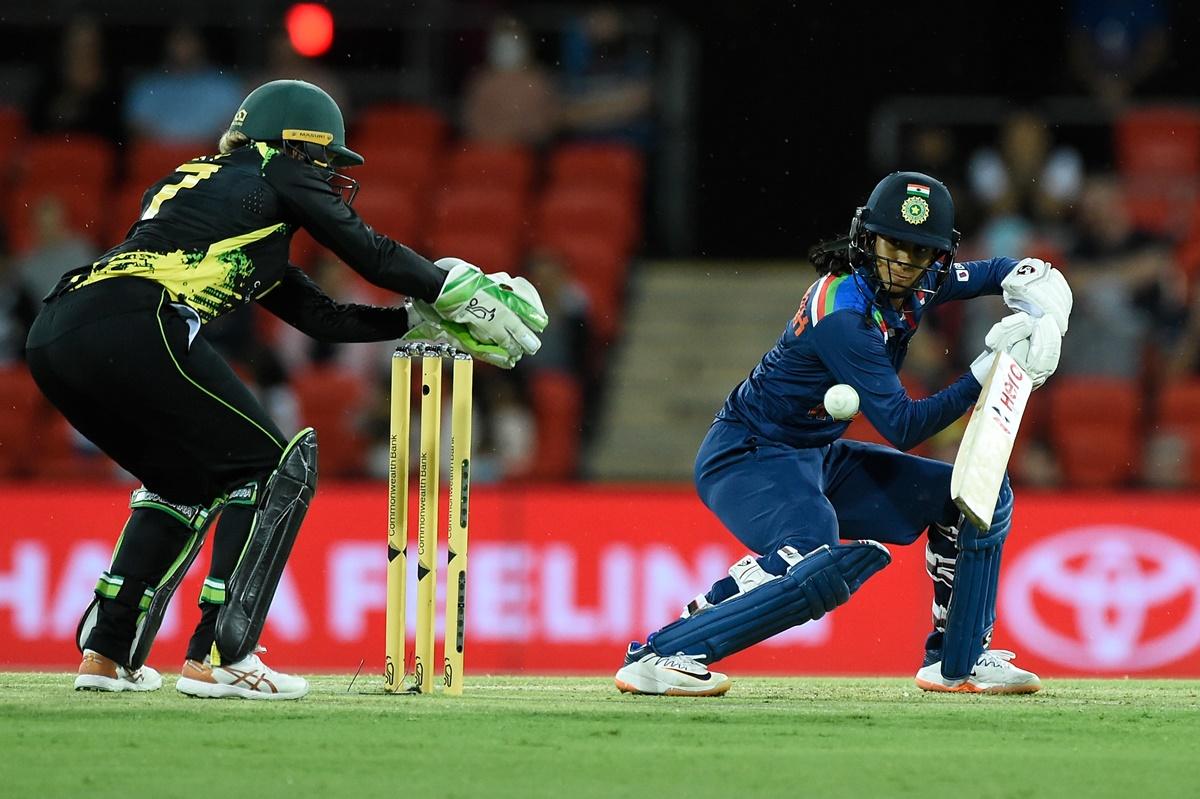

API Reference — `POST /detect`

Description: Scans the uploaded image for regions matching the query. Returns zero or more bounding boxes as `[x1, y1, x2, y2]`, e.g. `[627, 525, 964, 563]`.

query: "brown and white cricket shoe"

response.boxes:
[74, 649, 163, 692]
[176, 647, 309, 700]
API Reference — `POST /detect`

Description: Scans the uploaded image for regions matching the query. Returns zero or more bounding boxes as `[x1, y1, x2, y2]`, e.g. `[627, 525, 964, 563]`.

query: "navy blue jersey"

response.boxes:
[718, 258, 1018, 451]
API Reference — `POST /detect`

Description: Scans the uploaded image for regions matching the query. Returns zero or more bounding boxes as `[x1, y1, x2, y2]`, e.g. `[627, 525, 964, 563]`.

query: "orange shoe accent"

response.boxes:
[78, 651, 119, 679]
[180, 659, 218, 684]
[915, 676, 982, 693]
[614, 676, 732, 697]
[978, 682, 1041, 695]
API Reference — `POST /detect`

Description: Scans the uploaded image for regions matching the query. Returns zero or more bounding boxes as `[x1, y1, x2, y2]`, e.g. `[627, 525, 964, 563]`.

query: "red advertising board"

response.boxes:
[2, 484, 1198, 677]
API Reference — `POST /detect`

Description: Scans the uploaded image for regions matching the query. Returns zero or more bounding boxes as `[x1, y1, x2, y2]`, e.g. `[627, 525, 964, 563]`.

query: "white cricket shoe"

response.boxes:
[176, 647, 309, 700]
[915, 649, 1041, 695]
[615, 650, 732, 697]
[74, 649, 163, 692]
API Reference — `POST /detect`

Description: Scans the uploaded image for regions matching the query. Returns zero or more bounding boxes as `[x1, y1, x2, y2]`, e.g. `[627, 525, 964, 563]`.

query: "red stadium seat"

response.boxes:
[0, 366, 43, 478]
[425, 229, 523, 275]
[445, 143, 536, 195]
[1114, 107, 1200, 236]
[126, 140, 210, 187]
[1122, 178, 1198, 237]
[29, 410, 114, 481]
[20, 134, 114, 187]
[1158, 379, 1200, 426]
[535, 234, 629, 344]
[428, 186, 527, 246]
[1047, 377, 1141, 488]
[528, 371, 583, 480]
[291, 365, 369, 478]
[8, 135, 114, 252]
[354, 104, 448, 151]
[535, 186, 638, 255]
[1155, 379, 1200, 486]
[549, 143, 644, 196]
[0, 106, 26, 154]
[353, 143, 441, 196]
[352, 186, 423, 245]
[8, 183, 106, 254]
[1115, 106, 1200, 178]
[106, 181, 149, 244]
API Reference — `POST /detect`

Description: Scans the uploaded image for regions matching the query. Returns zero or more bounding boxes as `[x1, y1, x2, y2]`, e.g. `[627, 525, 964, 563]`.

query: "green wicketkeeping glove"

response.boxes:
[402, 300, 520, 368]
[430, 258, 549, 362]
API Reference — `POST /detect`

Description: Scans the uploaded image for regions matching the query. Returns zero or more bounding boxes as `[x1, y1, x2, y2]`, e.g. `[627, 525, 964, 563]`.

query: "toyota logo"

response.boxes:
[1002, 526, 1200, 671]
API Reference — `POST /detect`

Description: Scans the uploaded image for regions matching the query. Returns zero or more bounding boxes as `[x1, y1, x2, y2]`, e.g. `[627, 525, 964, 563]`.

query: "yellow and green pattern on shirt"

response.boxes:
[66, 222, 288, 322]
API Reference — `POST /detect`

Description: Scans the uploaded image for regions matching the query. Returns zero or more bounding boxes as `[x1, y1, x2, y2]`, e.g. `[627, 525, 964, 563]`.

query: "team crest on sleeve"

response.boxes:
[956, 267, 969, 282]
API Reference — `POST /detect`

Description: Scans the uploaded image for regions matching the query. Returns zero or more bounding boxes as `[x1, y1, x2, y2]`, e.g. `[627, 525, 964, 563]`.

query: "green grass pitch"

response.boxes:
[3, 674, 1197, 798]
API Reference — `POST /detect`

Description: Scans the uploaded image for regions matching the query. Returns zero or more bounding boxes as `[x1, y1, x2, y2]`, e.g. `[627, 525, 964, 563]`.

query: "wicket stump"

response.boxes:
[385, 343, 473, 694]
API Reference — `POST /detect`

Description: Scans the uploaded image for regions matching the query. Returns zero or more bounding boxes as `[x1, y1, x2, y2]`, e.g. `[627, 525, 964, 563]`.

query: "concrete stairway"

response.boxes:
[586, 261, 810, 480]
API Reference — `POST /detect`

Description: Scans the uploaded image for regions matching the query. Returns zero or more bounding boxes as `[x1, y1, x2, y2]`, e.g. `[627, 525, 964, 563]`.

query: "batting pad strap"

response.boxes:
[647, 541, 891, 664]
[199, 578, 227, 606]
[130, 487, 214, 531]
[94, 571, 154, 610]
[225, 481, 259, 507]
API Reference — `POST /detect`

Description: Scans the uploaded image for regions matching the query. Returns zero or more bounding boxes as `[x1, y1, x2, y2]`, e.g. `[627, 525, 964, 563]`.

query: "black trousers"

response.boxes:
[27, 277, 286, 504]
[27, 277, 289, 663]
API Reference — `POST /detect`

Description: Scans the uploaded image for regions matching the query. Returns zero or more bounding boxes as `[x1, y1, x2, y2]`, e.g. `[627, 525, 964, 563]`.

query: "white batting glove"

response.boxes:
[1001, 258, 1073, 334]
[430, 258, 548, 360]
[1022, 314, 1062, 388]
[983, 311, 1038, 354]
[971, 311, 1060, 388]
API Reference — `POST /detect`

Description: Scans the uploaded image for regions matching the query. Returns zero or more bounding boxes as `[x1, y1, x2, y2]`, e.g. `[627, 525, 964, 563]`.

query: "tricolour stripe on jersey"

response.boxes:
[812, 274, 848, 325]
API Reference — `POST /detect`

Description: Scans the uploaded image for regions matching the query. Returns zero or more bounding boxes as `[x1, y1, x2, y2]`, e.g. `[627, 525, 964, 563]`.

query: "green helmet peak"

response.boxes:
[229, 80, 363, 167]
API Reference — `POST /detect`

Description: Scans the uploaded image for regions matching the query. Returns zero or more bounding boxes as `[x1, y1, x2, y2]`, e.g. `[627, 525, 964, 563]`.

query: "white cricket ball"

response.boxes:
[824, 384, 860, 420]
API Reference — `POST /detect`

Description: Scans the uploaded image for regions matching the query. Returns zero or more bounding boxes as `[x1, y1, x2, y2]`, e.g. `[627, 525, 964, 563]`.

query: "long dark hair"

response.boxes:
[807, 236, 852, 276]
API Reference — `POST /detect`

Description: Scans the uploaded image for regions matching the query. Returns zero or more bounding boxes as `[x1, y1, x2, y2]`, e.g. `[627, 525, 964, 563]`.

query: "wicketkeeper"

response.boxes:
[614, 171, 1071, 696]
[26, 80, 547, 699]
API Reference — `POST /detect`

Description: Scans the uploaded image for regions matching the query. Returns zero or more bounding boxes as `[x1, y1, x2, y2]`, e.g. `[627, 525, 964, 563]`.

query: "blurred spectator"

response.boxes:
[13, 195, 97, 304]
[1058, 175, 1185, 378]
[0, 253, 28, 364]
[125, 25, 243, 143]
[3, 196, 97, 357]
[473, 367, 537, 482]
[521, 249, 591, 378]
[520, 249, 598, 438]
[462, 16, 560, 147]
[559, 6, 654, 148]
[904, 126, 960, 191]
[1167, 287, 1200, 377]
[251, 32, 351, 122]
[28, 15, 124, 142]
[1143, 430, 1189, 489]
[966, 111, 1083, 258]
[1067, 0, 1170, 112]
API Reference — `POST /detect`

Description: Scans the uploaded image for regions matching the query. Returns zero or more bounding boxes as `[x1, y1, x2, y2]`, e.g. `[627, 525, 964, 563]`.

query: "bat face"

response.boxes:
[951, 352, 1033, 531]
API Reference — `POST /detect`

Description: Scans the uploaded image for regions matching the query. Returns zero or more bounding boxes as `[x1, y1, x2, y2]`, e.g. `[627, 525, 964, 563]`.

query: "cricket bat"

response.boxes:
[950, 349, 1033, 531]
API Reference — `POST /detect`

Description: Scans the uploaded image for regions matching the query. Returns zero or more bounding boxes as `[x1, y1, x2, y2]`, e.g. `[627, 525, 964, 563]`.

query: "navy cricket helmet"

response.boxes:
[848, 171, 961, 302]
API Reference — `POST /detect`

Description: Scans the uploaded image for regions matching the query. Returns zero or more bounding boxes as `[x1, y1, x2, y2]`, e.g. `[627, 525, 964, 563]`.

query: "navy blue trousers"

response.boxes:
[695, 418, 960, 561]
